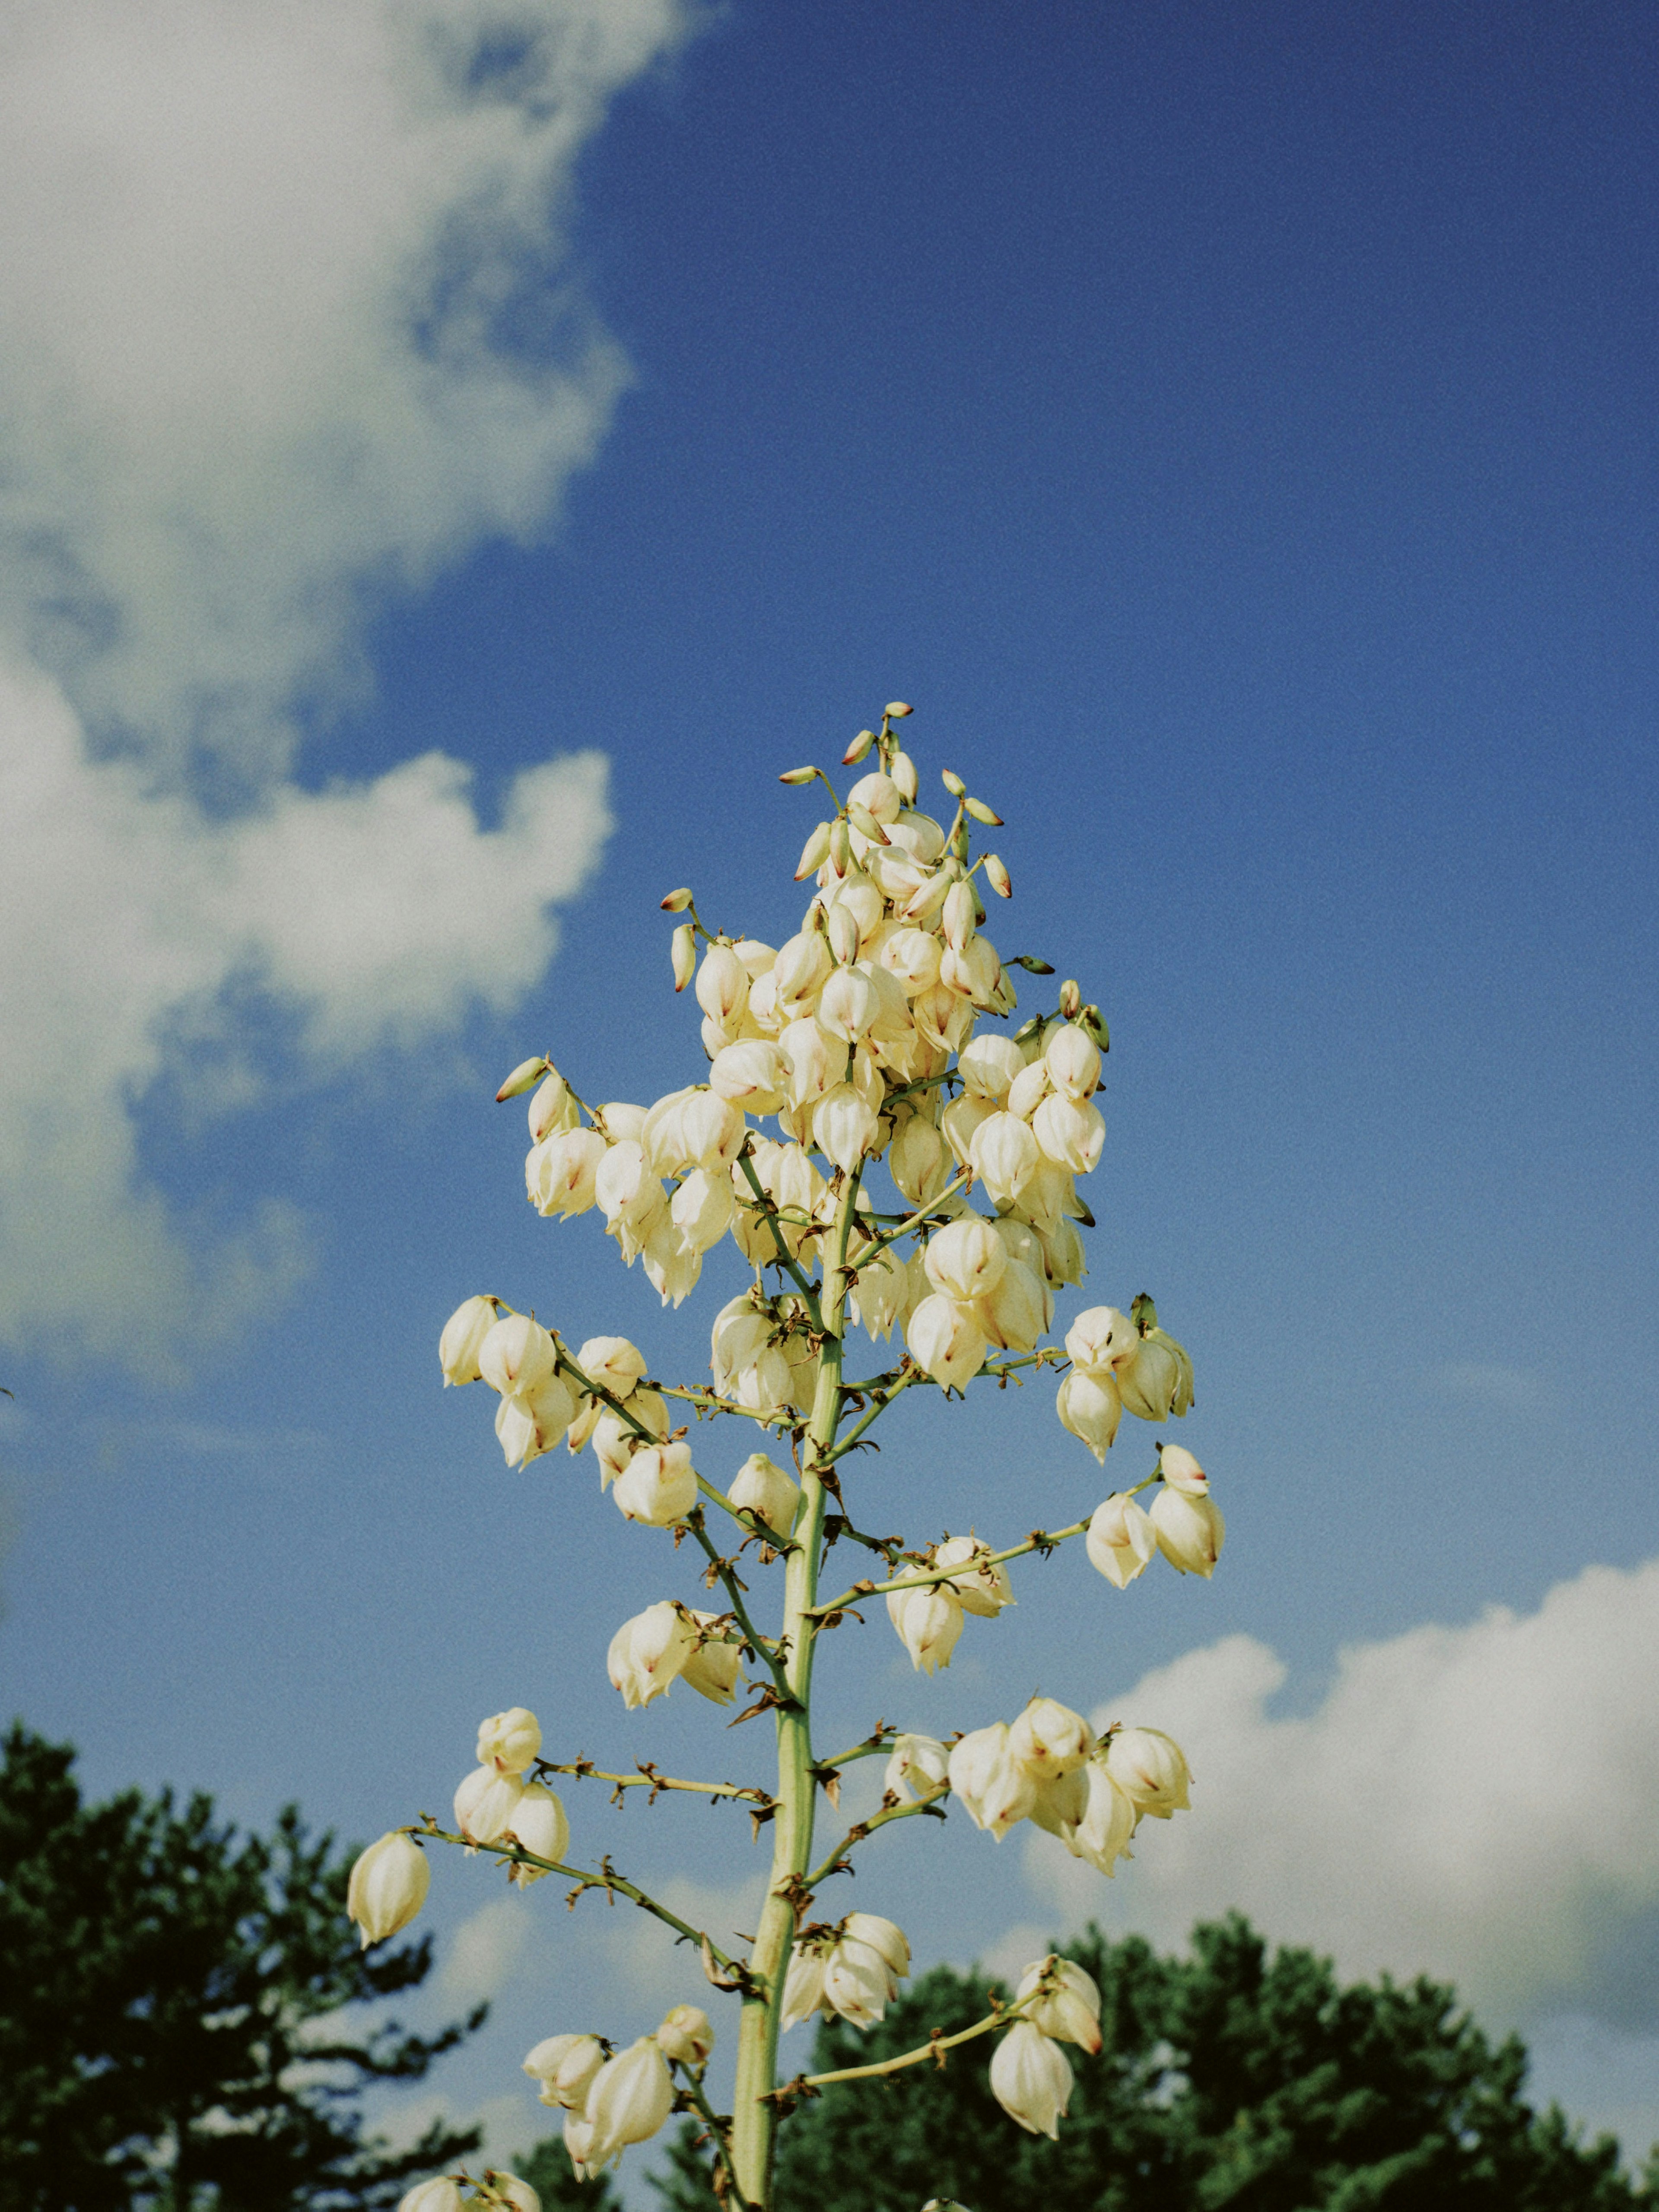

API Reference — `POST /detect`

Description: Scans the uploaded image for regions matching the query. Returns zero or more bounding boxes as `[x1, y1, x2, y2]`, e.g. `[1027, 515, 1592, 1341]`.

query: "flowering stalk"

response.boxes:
[370, 706, 1227, 2212]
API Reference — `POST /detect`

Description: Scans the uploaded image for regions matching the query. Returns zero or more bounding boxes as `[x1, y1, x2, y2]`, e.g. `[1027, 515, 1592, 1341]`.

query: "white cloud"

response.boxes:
[0, 0, 687, 773]
[0, 652, 609, 1370]
[604, 1870, 767, 2006]
[1027, 1555, 1659, 2028]
[0, 2, 684, 1365]
[441, 1895, 536, 2007]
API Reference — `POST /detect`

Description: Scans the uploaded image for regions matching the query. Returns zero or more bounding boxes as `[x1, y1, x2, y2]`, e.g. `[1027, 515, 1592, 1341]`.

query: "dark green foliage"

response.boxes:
[645, 1914, 1645, 2212]
[0, 1723, 483, 2211]
[512, 2135, 625, 2210]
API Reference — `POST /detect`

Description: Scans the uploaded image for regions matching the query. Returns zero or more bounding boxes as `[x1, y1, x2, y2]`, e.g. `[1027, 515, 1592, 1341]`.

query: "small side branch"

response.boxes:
[803, 1797, 946, 1891]
[809, 1516, 1093, 1619]
[536, 1758, 774, 1810]
[686, 1514, 795, 1698]
[853, 1169, 973, 1268]
[735, 1147, 823, 1319]
[787, 1992, 1038, 2091]
[819, 1367, 922, 1468]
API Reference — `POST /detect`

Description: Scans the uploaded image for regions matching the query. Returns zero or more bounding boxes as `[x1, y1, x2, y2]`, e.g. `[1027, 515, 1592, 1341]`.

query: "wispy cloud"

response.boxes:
[1026, 1555, 1659, 2029]
[1425, 1361, 1554, 1413]
[0, 2, 689, 1370]
[441, 1895, 537, 2007]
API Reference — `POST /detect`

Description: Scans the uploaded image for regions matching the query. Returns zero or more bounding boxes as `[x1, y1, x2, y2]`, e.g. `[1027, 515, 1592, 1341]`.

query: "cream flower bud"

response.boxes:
[607, 1601, 696, 1708]
[496, 1055, 549, 1102]
[1158, 1443, 1208, 1494]
[681, 1614, 744, 1706]
[528, 1071, 577, 1143]
[347, 1831, 430, 1948]
[696, 943, 749, 1027]
[454, 1765, 525, 1846]
[524, 2033, 605, 2111]
[795, 820, 833, 879]
[1032, 1093, 1105, 1175]
[941, 878, 978, 951]
[612, 1441, 698, 1527]
[1065, 1306, 1140, 1374]
[1086, 1493, 1157, 1588]
[947, 1723, 1037, 1838]
[990, 2020, 1073, 2138]
[932, 1535, 1014, 1618]
[728, 1451, 801, 1534]
[969, 1110, 1039, 1205]
[1043, 1025, 1101, 1100]
[709, 1040, 789, 1113]
[528, 1127, 607, 1219]
[584, 2037, 674, 2164]
[923, 1216, 1006, 1301]
[671, 922, 696, 991]
[477, 1707, 541, 1774]
[1006, 1057, 1052, 1122]
[400, 2182, 466, 2212]
[1118, 1330, 1195, 1421]
[813, 1084, 878, 1171]
[886, 1583, 964, 1674]
[906, 1293, 987, 1391]
[1149, 1485, 1224, 1576]
[825, 899, 862, 966]
[1104, 1726, 1192, 1818]
[780, 1946, 826, 2031]
[439, 1294, 498, 1385]
[889, 747, 919, 801]
[1056, 1369, 1122, 1461]
[1008, 1697, 1094, 1778]
[984, 851, 1012, 897]
[979, 1256, 1048, 1353]
[844, 727, 876, 764]
[817, 965, 881, 1044]
[883, 1733, 950, 1802]
[505, 1784, 569, 1882]
[656, 2004, 715, 2066]
[1015, 1957, 1103, 2054]
[478, 1313, 557, 1399]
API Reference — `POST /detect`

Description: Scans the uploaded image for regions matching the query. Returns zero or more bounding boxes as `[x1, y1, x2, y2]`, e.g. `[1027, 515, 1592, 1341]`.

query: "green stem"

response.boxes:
[852, 1168, 973, 1267]
[796, 1992, 1038, 2089]
[809, 1515, 1094, 1620]
[820, 1368, 922, 1465]
[728, 1165, 861, 2207]
[685, 1519, 792, 1697]
[803, 1797, 944, 1891]
[736, 1149, 823, 1319]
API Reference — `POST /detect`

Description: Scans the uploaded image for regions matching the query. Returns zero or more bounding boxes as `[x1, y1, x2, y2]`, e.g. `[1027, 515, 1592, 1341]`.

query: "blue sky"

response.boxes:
[1, 0, 1656, 2188]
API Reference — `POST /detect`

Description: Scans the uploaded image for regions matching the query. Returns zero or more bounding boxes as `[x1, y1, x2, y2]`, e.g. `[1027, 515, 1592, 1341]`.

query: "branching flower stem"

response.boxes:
[851, 1169, 973, 1269]
[415, 1822, 742, 1972]
[683, 1516, 792, 1697]
[735, 1148, 823, 1319]
[534, 1761, 772, 1808]
[820, 1368, 922, 1465]
[792, 1992, 1042, 2090]
[803, 1797, 945, 1893]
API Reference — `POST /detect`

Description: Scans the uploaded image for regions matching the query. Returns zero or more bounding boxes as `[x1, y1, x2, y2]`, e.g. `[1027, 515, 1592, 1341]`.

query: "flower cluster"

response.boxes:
[521, 2002, 712, 2179]
[400, 2174, 538, 2212]
[781, 1912, 912, 2031]
[372, 707, 1230, 2206]
[946, 1700, 1192, 1876]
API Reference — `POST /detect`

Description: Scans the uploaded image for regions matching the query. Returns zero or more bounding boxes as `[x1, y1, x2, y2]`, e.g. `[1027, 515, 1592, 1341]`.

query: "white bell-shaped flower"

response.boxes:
[656, 2004, 715, 2066]
[1008, 1697, 1093, 1778]
[1065, 1761, 1139, 1873]
[607, 1602, 696, 1709]
[439, 1295, 498, 1386]
[528, 1127, 607, 1219]
[728, 1452, 801, 1535]
[1043, 1024, 1101, 1100]
[1064, 1306, 1139, 1374]
[780, 1945, 827, 2031]
[889, 1113, 951, 1205]
[989, 2020, 1074, 2138]
[1032, 1093, 1105, 1175]
[583, 2037, 675, 2165]
[695, 943, 749, 1027]
[612, 1441, 698, 1527]
[885, 1583, 964, 1674]
[642, 1214, 703, 1307]
[957, 1032, 1025, 1101]
[1036, 1217, 1087, 1287]
[969, 1111, 1039, 1205]
[906, 1294, 987, 1391]
[505, 1784, 569, 1883]
[1158, 1443, 1209, 1493]
[523, 2032, 605, 2112]
[1014, 1956, 1103, 2054]
[932, 1535, 1014, 1618]
[671, 1166, 737, 1256]
[680, 1615, 744, 1706]
[477, 1707, 541, 1774]
[347, 1831, 430, 1948]
[923, 1217, 1007, 1302]
[495, 1370, 576, 1468]
[1118, 1331, 1194, 1420]
[1006, 1057, 1052, 1122]
[1104, 1726, 1192, 1818]
[779, 1016, 849, 1108]
[1150, 1485, 1224, 1576]
[399, 2182, 466, 2212]
[883, 1734, 950, 1803]
[709, 1039, 789, 1113]
[1056, 1369, 1122, 1462]
[848, 1239, 908, 1341]
[477, 1313, 557, 1399]
[878, 925, 943, 996]
[1026, 1765, 1090, 1843]
[978, 1256, 1048, 1352]
[1086, 1493, 1158, 1588]
[528, 1070, 578, 1142]
[572, 1336, 648, 1401]
[947, 1723, 1036, 1839]
[842, 1912, 911, 1977]
[822, 1936, 897, 2027]
[453, 1765, 525, 1847]
[940, 1090, 994, 1168]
